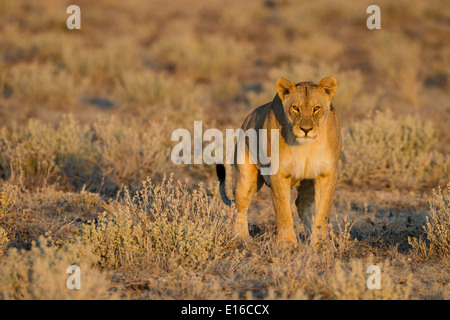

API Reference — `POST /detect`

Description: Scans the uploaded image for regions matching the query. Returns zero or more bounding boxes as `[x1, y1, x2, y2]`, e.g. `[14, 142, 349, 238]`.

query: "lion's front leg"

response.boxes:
[270, 175, 297, 247]
[311, 170, 338, 246]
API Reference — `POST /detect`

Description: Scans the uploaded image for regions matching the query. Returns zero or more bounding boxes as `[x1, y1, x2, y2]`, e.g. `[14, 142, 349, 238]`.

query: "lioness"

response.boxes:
[216, 77, 342, 247]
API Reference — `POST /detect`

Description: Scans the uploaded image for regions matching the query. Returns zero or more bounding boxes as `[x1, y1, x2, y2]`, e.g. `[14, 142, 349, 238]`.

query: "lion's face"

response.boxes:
[276, 77, 337, 144]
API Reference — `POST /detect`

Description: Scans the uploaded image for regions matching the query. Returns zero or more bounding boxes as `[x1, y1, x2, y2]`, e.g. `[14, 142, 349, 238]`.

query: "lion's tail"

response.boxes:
[216, 164, 234, 207]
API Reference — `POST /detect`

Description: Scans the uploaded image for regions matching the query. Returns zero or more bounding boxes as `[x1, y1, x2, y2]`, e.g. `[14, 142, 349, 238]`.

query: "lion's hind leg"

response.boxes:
[234, 163, 260, 241]
[296, 179, 315, 235]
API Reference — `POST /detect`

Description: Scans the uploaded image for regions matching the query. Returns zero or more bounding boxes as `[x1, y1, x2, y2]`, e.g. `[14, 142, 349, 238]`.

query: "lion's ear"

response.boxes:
[276, 77, 295, 101]
[317, 77, 337, 99]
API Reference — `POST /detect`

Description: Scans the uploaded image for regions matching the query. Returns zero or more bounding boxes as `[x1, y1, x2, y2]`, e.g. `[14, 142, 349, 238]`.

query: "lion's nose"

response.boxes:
[300, 126, 313, 135]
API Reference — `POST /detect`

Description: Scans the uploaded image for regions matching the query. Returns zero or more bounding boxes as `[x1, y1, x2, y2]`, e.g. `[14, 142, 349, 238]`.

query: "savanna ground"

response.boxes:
[0, 0, 449, 300]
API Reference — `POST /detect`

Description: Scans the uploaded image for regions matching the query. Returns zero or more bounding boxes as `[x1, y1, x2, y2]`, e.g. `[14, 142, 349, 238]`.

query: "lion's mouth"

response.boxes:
[295, 136, 316, 144]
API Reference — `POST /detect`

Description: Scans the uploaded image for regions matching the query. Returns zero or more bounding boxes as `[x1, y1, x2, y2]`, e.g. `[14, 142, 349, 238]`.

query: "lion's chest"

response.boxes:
[287, 143, 330, 180]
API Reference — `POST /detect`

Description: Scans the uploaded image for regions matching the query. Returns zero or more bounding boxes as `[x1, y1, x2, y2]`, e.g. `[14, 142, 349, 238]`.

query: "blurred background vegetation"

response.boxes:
[0, 0, 448, 300]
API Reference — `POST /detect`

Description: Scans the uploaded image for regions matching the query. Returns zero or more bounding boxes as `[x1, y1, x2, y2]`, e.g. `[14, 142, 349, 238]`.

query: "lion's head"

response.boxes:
[275, 76, 337, 144]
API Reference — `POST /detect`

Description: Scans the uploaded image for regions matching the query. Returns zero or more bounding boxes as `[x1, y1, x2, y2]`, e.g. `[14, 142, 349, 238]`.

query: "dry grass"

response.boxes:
[0, 115, 172, 191]
[340, 110, 449, 189]
[409, 184, 450, 262]
[0, 237, 119, 300]
[78, 176, 234, 270]
[0, 0, 449, 300]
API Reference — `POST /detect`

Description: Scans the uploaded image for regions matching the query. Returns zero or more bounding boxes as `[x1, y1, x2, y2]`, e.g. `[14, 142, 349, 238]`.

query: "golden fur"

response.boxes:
[217, 76, 342, 247]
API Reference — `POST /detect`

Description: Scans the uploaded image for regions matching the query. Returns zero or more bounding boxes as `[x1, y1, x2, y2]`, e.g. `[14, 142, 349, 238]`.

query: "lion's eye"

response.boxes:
[291, 106, 299, 112]
[314, 106, 321, 112]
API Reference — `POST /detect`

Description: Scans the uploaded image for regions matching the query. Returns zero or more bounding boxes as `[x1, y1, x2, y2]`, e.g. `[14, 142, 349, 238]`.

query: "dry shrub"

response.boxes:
[2, 62, 77, 105]
[0, 183, 31, 248]
[332, 259, 412, 300]
[151, 33, 254, 81]
[260, 242, 334, 299]
[0, 180, 101, 247]
[286, 33, 344, 63]
[0, 237, 118, 299]
[0, 182, 24, 217]
[0, 115, 171, 190]
[62, 38, 140, 86]
[93, 117, 170, 188]
[116, 70, 177, 105]
[409, 183, 450, 261]
[79, 176, 234, 269]
[370, 32, 422, 105]
[0, 115, 94, 188]
[6, 145, 57, 189]
[0, 29, 66, 65]
[340, 110, 449, 188]
[139, 270, 230, 300]
[328, 216, 359, 258]
[114, 70, 206, 123]
[21, 115, 96, 179]
[0, 227, 8, 255]
[239, 220, 362, 300]
[238, 224, 410, 300]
